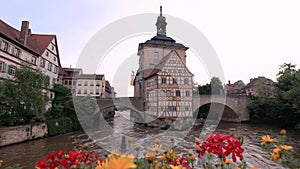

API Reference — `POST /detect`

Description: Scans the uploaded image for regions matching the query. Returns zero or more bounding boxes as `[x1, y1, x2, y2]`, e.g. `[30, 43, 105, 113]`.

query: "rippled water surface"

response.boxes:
[0, 111, 299, 169]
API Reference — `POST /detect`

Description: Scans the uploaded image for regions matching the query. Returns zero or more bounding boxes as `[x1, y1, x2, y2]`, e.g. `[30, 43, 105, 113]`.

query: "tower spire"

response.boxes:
[156, 5, 167, 36]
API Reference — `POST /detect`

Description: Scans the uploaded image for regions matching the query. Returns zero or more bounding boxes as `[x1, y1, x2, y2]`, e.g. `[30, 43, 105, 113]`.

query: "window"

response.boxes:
[96, 89, 100, 95]
[185, 91, 190, 96]
[176, 90, 181, 96]
[0, 40, 7, 51]
[64, 80, 68, 85]
[161, 77, 166, 84]
[77, 89, 81, 94]
[53, 66, 58, 74]
[68, 80, 72, 85]
[154, 52, 159, 60]
[84, 89, 87, 94]
[166, 90, 171, 97]
[40, 58, 45, 67]
[13, 47, 20, 57]
[184, 78, 189, 84]
[90, 89, 94, 95]
[53, 57, 56, 61]
[96, 82, 101, 86]
[31, 57, 36, 64]
[90, 82, 94, 86]
[72, 81, 76, 85]
[77, 81, 82, 86]
[161, 107, 164, 111]
[0, 62, 4, 72]
[160, 90, 165, 96]
[51, 45, 54, 50]
[7, 44, 12, 54]
[84, 81, 88, 86]
[48, 63, 52, 71]
[168, 106, 177, 111]
[46, 51, 49, 56]
[185, 107, 189, 111]
[8, 65, 16, 75]
[173, 78, 177, 84]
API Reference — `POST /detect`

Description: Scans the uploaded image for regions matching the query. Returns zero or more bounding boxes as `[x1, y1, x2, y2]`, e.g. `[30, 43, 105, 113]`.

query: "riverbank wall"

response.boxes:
[0, 123, 47, 146]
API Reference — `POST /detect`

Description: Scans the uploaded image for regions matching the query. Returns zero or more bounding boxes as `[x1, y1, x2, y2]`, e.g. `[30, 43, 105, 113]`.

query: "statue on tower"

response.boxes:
[156, 6, 167, 36]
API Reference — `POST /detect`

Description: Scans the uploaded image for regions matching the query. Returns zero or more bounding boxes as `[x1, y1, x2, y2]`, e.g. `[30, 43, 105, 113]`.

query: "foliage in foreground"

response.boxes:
[2, 130, 298, 169]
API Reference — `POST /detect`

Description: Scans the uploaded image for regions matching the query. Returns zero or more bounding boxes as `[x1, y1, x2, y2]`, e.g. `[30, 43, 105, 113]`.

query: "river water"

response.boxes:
[0, 111, 299, 169]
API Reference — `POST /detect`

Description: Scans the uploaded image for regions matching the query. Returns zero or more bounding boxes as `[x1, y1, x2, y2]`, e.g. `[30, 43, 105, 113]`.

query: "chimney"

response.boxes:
[228, 80, 231, 85]
[19, 21, 29, 46]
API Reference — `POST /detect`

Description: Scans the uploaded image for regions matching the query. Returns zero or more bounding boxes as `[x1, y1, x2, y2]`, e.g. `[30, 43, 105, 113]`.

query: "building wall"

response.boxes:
[76, 78, 105, 97]
[138, 45, 187, 71]
[0, 123, 47, 147]
[144, 51, 193, 118]
[0, 37, 38, 79]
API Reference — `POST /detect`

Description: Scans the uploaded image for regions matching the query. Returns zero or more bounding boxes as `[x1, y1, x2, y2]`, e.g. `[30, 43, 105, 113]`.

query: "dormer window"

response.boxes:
[46, 51, 49, 56]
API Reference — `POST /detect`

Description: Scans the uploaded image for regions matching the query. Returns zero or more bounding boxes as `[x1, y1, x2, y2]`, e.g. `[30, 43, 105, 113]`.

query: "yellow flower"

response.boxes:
[279, 145, 293, 150]
[235, 166, 241, 169]
[224, 159, 231, 165]
[97, 154, 136, 169]
[261, 135, 277, 145]
[150, 144, 162, 152]
[280, 129, 287, 135]
[169, 165, 185, 169]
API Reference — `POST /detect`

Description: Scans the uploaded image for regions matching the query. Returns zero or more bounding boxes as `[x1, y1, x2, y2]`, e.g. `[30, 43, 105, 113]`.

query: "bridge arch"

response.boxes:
[193, 102, 240, 122]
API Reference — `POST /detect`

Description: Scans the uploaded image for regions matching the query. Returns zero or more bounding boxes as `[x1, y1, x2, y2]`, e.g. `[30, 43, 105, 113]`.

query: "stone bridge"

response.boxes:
[192, 95, 250, 122]
[96, 95, 250, 122]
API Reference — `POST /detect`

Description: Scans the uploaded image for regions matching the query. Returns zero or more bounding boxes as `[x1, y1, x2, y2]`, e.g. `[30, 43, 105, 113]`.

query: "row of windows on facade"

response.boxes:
[0, 39, 57, 68]
[160, 77, 190, 85]
[0, 62, 16, 75]
[40, 58, 58, 73]
[158, 106, 190, 111]
[77, 89, 101, 95]
[147, 90, 191, 97]
[63, 80, 103, 87]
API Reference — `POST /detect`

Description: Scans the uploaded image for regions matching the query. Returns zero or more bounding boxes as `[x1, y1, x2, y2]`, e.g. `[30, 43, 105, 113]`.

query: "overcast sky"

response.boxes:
[2, 0, 300, 96]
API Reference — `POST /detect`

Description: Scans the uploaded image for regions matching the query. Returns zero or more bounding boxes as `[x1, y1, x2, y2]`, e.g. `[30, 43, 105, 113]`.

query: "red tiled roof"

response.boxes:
[0, 19, 55, 55]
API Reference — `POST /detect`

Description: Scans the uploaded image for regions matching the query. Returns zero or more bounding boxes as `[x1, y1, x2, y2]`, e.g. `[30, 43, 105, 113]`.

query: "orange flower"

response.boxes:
[280, 129, 287, 135]
[146, 151, 156, 162]
[97, 154, 136, 169]
[224, 159, 231, 165]
[187, 153, 196, 161]
[261, 135, 277, 145]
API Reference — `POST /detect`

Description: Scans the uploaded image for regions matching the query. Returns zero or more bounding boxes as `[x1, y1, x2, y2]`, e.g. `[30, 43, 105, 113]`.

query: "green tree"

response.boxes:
[247, 63, 300, 127]
[46, 84, 75, 119]
[210, 77, 224, 95]
[0, 64, 49, 126]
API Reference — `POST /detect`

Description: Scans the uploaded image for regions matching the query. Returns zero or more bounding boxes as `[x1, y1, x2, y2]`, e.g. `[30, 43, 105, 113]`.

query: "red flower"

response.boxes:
[223, 136, 244, 162]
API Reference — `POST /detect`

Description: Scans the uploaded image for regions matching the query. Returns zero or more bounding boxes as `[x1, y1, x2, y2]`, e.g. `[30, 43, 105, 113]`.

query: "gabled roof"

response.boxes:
[144, 50, 194, 79]
[0, 19, 56, 55]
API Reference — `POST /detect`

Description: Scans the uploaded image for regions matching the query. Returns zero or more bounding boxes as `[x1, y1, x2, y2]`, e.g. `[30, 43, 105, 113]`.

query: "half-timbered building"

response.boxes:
[134, 6, 194, 118]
